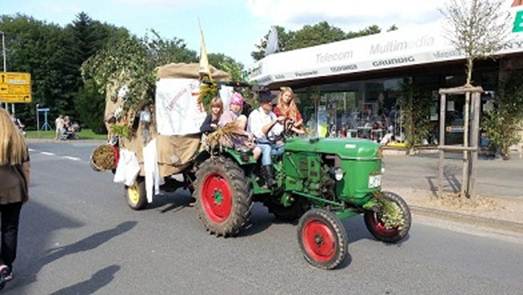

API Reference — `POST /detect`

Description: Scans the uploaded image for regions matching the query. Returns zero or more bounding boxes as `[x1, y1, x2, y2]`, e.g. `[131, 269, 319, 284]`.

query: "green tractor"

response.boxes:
[192, 134, 411, 270]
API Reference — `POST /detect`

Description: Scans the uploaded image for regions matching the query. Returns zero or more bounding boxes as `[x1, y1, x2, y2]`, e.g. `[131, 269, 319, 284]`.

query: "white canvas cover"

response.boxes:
[155, 78, 207, 136]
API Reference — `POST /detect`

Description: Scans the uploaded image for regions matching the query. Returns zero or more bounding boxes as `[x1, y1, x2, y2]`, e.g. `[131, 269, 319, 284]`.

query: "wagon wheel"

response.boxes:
[194, 157, 251, 237]
[364, 191, 411, 243]
[125, 177, 148, 210]
[297, 209, 348, 270]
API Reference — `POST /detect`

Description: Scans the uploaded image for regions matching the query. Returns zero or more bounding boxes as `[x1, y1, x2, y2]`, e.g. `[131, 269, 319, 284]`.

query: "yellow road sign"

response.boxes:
[0, 72, 32, 103]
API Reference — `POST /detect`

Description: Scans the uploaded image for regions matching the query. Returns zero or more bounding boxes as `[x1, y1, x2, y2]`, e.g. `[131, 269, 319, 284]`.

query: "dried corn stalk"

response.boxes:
[205, 123, 238, 152]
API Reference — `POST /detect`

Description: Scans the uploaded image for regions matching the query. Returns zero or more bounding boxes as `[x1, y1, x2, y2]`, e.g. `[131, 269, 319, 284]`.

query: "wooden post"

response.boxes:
[462, 91, 470, 198]
[438, 93, 447, 197]
[469, 91, 481, 199]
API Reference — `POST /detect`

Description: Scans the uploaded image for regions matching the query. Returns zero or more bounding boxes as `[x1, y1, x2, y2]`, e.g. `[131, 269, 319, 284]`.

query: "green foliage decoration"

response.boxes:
[111, 124, 131, 139]
[399, 79, 432, 152]
[378, 198, 406, 230]
[482, 72, 523, 159]
[199, 80, 219, 112]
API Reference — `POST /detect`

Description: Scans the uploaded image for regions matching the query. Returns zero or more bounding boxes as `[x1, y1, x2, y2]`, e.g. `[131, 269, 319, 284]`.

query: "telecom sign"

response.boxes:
[0, 72, 32, 103]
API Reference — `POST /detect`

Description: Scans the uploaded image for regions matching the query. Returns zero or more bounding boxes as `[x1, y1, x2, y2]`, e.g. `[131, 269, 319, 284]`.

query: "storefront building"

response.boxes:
[248, 3, 523, 145]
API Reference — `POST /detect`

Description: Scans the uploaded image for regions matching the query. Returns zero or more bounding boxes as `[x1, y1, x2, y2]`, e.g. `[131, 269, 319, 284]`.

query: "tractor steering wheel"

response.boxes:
[282, 118, 296, 138]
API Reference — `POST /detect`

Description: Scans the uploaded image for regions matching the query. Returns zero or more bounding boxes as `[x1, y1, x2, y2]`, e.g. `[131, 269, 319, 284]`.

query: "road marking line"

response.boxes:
[28, 148, 36, 152]
[40, 152, 55, 156]
[62, 156, 82, 161]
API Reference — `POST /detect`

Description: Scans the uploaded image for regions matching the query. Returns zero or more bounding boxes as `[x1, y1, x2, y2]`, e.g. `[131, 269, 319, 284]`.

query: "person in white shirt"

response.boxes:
[55, 115, 65, 140]
[247, 90, 286, 187]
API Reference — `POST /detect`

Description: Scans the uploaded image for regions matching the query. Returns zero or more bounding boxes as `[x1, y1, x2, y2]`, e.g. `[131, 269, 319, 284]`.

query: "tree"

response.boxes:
[287, 21, 346, 50]
[144, 29, 197, 67]
[440, 0, 510, 86]
[208, 53, 244, 82]
[251, 26, 294, 61]
[346, 25, 382, 39]
[387, 25, 399, 32]
[252, 22, 387, 61]
[399, 79, 432, 153]
[0, 15, 77, 127]
[482, 72, 523, 159]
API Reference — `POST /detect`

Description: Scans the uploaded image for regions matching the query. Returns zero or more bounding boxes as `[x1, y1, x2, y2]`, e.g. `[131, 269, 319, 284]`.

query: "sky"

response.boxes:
[0, 0, 447, 66]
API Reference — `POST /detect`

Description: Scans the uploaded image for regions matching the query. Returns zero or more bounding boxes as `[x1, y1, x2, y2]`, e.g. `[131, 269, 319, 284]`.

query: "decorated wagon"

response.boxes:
[91, 63, 411, 270]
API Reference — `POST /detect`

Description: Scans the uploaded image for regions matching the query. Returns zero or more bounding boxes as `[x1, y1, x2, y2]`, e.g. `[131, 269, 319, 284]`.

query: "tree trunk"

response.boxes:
[466, 58, 474, 86]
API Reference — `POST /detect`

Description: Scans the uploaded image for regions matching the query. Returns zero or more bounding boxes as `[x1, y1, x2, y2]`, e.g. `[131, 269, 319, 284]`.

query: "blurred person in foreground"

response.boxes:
[0, 108, 30, 290]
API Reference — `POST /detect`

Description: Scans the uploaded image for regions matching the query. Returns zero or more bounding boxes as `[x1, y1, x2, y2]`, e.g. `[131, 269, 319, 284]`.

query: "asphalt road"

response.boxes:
[3, 142, 522, 294]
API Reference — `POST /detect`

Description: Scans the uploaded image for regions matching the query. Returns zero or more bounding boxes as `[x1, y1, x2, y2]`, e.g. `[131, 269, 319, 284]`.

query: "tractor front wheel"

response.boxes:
[297, 209, 348, 270]
[364, 191, 411, 243]
[194, 157, 251, 237]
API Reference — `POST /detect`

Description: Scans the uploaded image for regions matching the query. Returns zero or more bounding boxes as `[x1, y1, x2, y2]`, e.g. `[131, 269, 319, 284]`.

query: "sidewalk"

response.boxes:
[382, 153, 523, 238]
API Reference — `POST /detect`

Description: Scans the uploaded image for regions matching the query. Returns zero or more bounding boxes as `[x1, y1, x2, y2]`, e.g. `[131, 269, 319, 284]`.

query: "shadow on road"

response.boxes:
[238, 203, 273, 238]
[145, 190, 195, 213]
[426, 168, 462, 197]
[11, 220, 136, 292]
[42, 221, 136, 265]
[49, 265, 120, 295]
[2, 201, 84, 293]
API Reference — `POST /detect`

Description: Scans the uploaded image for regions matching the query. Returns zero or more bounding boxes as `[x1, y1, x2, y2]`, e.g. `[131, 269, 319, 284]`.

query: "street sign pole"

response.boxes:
[36, 104, 40, 132]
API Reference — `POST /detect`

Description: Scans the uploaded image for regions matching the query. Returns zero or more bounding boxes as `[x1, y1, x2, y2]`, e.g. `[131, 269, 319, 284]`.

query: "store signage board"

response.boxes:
[249, 4, 523, 85]
[0, 72, 32, 103]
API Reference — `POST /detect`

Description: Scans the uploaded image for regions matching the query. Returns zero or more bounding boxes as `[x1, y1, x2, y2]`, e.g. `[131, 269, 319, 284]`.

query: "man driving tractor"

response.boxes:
[247, 90, 286, 187]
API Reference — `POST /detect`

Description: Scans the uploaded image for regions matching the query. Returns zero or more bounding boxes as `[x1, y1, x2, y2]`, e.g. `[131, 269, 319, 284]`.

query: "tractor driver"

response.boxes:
[247, 90, 285, 187]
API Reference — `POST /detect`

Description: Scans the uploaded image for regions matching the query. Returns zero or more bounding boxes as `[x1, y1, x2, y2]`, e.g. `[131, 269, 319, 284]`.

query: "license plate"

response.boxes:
[368, 175, 382, 188]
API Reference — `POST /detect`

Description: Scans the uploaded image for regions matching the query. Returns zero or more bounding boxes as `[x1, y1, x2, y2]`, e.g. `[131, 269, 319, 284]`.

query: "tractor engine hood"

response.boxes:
[284, 137, 381, 160]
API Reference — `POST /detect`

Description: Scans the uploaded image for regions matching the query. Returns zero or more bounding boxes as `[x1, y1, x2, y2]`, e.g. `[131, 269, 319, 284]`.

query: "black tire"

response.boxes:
[194, 157, 251, 237]
[125, 177, 148, 210]
[364, 191, 411, 243]
[266, 197, 309, 222]
[297, 209, 348, 270]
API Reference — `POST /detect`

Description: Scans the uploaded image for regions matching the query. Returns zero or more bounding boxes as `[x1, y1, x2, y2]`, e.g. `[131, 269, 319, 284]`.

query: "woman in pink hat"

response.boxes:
[219, 92, 248, 130]
[219, 92, 261, 158]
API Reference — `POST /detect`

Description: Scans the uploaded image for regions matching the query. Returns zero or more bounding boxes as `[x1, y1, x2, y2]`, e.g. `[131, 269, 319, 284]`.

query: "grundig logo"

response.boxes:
[372, 56, 415, 67]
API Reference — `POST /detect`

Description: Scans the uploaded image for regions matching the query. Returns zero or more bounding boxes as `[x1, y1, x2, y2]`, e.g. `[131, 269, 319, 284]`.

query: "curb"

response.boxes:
[410, 205, 523, 235]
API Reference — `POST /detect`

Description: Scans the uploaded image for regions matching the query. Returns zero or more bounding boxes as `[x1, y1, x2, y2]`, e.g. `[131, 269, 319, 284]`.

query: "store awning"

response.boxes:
[248, 6, 523, 86]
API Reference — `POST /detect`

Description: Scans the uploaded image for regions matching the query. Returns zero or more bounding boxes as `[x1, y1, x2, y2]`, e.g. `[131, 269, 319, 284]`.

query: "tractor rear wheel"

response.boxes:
[194, 157, 251, 237]
[125, 177, 148, 210]
[364, 191, 411, 243]
[297, 209, 348, 270]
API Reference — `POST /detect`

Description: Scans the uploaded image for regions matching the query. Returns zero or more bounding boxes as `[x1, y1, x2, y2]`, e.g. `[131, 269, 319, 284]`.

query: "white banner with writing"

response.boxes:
[155, 78, 207, 136]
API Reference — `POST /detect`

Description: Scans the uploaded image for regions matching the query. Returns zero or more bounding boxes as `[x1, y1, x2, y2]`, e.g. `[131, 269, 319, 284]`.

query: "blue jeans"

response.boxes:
[256, 142, 284, 165]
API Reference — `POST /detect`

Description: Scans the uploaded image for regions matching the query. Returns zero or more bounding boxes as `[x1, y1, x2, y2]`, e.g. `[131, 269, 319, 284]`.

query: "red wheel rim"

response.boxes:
[368, 213, 399, 237]
[201, 173, 233, 223]
[302, 219, 336, 263]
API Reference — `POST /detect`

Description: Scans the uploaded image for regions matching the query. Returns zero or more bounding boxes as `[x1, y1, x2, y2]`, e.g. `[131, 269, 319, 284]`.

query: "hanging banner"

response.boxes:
[155, 78, 207, 136]
[0, 72, 32, 103]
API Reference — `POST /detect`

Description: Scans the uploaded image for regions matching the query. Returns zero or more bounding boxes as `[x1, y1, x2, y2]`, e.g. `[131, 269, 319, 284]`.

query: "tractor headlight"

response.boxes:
[333, 167, 344, 181]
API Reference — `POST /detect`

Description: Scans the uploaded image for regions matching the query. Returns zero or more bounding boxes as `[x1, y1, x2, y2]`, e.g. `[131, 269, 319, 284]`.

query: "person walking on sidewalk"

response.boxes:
[0, 108, 30, 290]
